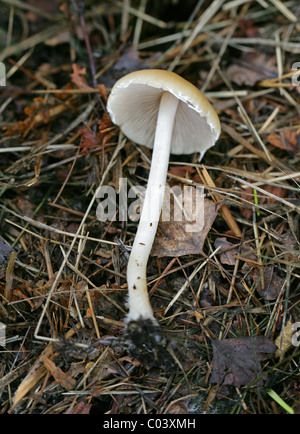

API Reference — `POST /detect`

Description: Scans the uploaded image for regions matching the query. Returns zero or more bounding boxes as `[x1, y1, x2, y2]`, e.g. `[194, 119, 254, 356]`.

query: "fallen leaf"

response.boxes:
[67, 401, 92, 414]
[214, 237, 238, 266]
[109, 395, 125, 414]
[24, 97, 49, 122]
[101, 47, 151, 87]
[278, 231, 298, 252]
[258, 184, 287, 204]
[151, 186, 218, 257]
[26, 0, 60, 23]
[46, 24, 92, 47]
[78, 112, 113, 154]
[227, 53, 277, 86]
[239, 182, 254, 220]
[252, 266, 285, 300]
[227, 64, 262, 86]
[167, 401, 188, 414]
[239, 178, 288, 219]
[10, 344, 53, 411]
[97, 112, 112, 132]
[214, 237, 257, 266]
[267, 130, 297, 154]
[210, 337, 277, 386]
[5, 251, 17, 301]
[238, 18, 259, 38]
[43, 357, 76, 391]
[16, 197, 35, 218]
[169, 165, 196, 178]
[275, 320, 294, 361]
[70, 64, 93, 90]
[78, 126, 101, 154]
[167, 168, 202, 184]
[0, 237, 14, 268]
[13, 287, 37, 310]
[203, 384, 219, 412]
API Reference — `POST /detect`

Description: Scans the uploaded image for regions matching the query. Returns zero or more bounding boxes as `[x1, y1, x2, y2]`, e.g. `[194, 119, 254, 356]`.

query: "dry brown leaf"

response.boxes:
[26, 0, 60, 19]
[259, 184, 288, 204]
[227, 53, 277, 86]
[70, 64, 93, 90]
[210, 337, 277, 386]
[4, 250, 17, 302]
[227, 64, 263, 86]
[0, 237, 14, 268]
[214, 237, 238, 266]
[275, 320, 294, 361]
[10, 344, 53, 411]
[100, 47, 151, 88]
[267, 130, 297, 153]
[16, 197, 35, 218]
[252, 266, 285, 300]
[67, 401, 92, 414]
[78, 126, 101, 154]
[239, 178, 288, 219]
[238, 18, 259, 37]
[203, 384, 219, 411]
[169, 165, 196, 178]
[166, 401, 188, 414]
[151, 187, 218, 257]
[214, 237, 257, 267]
[43, 357, 76, 391]
[46, 24, 92, 47]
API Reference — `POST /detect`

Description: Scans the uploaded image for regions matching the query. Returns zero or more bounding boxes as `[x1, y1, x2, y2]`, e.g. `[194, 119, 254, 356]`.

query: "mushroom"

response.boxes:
[107, 69, 220, 365]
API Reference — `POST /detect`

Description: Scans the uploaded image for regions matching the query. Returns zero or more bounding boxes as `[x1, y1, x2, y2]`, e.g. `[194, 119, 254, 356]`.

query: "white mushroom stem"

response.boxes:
[126, 92, 179, 322]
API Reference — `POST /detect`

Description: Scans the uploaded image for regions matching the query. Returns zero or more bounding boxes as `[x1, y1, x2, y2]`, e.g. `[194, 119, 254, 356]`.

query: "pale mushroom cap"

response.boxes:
[107, 69, 221, 155]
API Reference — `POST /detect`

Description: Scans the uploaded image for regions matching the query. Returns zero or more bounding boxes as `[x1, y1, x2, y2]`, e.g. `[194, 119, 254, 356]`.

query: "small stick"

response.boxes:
[121, 0, 131, 41]
[168, 0, 227, 71]
[269, 0, 298, 23]
[133, 0, 147, 47]
[201, 166, 242, 238]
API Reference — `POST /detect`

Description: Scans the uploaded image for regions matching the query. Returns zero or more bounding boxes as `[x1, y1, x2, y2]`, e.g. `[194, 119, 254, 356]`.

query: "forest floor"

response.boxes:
[0, 0, 299, 414]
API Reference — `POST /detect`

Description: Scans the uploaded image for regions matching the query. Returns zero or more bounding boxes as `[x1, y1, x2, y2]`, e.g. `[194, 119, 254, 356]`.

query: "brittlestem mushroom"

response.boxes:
[107, 69, 220, 365]
[126, 91, 178, 323]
